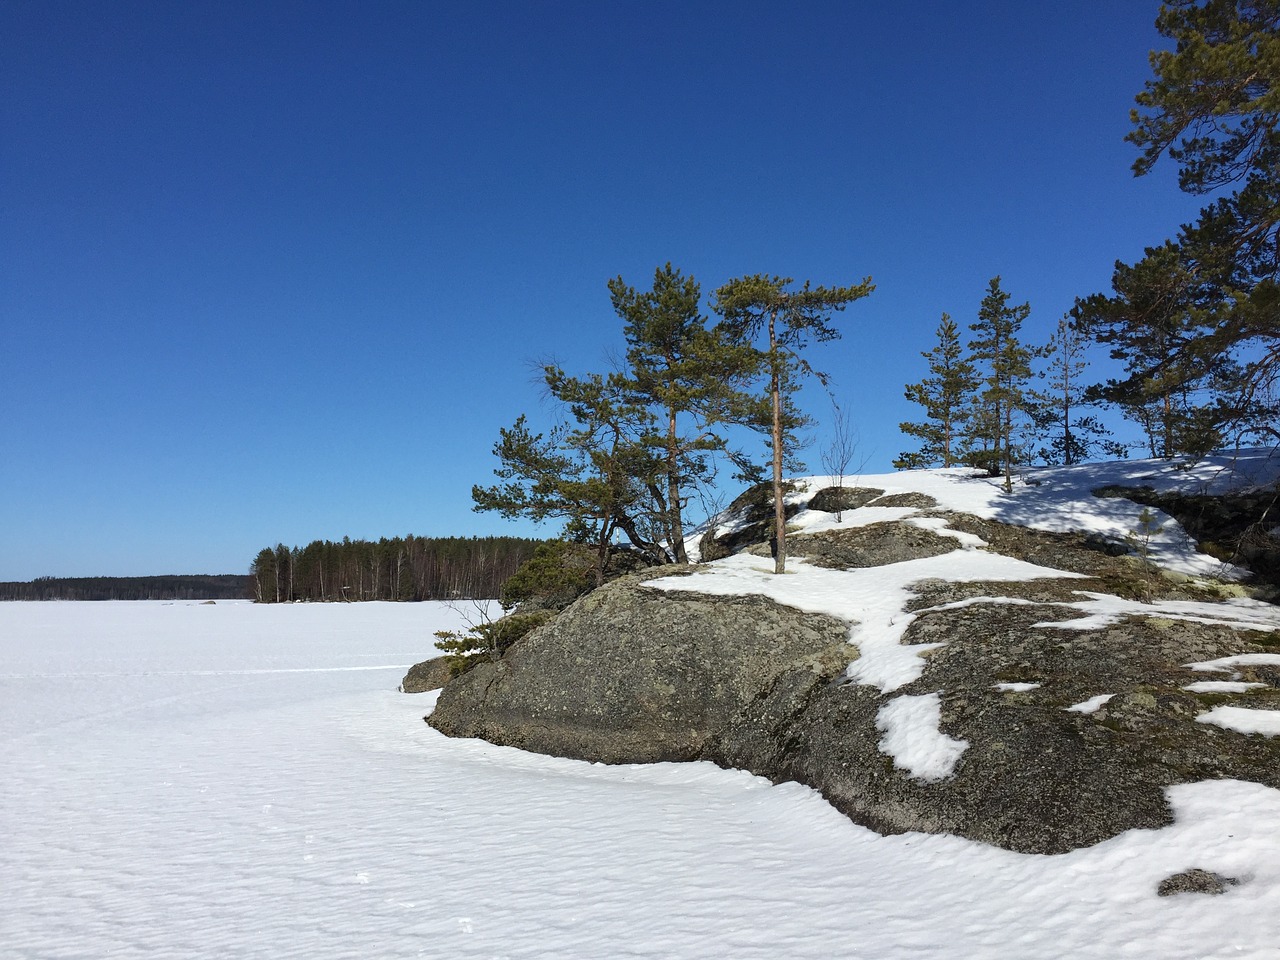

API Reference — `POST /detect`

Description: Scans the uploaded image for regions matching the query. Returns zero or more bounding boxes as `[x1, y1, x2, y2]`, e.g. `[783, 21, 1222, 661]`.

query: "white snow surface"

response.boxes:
[769, 448, 1280, 579]
[5, 601, 1280, 959]
[1188, 652, 1280, 673]
[1196, 706, 1280, 737]
[1182, 680, 1269, 694]
[874, 692, 969, 781]
[1066, 694, 1117, 715]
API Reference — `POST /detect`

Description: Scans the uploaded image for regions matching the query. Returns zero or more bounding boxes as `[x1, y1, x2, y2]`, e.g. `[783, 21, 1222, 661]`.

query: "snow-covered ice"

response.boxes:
[4, 600, 1280, 959]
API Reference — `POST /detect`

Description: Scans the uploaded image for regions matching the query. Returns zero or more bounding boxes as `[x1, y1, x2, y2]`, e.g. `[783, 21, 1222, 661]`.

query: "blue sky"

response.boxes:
[1, 1, 1194, 580]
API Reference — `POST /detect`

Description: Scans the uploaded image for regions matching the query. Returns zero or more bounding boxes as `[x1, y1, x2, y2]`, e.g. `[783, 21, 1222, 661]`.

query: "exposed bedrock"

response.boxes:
[427, 518, 1280, 854]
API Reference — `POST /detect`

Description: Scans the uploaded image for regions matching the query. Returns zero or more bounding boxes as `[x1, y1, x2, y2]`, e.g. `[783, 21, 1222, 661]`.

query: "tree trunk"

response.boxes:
[666, 408, 688, 563]
[770, 309, 786, 574]
[1002, 402, 1013, 493]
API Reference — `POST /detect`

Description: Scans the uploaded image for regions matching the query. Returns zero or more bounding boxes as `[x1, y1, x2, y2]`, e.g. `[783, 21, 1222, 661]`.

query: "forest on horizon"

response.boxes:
[0, 575, 251, 602]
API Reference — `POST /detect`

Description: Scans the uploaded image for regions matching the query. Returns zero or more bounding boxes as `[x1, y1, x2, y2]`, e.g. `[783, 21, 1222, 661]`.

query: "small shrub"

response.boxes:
[500, 541, 595, 611]
[434, 611, 553, 675]
[1125, 507, 1166, 601]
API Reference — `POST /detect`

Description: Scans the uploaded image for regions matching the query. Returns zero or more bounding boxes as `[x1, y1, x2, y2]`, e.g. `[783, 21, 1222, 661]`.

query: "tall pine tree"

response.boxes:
[712, 273, 874, 573]
[1073, 245, 1220, 458]
[1083, 1, 1280, 446]
[895, 314, 978, 469]
[609, 264, 759, 563]
[968, 277, 1036, 491]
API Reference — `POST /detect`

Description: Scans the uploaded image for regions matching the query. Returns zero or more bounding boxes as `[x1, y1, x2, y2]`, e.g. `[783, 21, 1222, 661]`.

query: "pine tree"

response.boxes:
[968, 277, 1036, 491]
[608, 264, 759, 563]
[895, 314, 978, 469]
[1087, 0, 1280, 446]
[1073, 244, 1221, 458]
[1031, 317, 1126, 465]
[712, 273, 874, 573]
[471, 362, 675, 582]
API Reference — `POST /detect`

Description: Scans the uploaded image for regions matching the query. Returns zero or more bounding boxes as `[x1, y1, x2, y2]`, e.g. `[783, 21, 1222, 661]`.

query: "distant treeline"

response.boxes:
[0, 575, 252, 602]
[250, 535, 544, 603]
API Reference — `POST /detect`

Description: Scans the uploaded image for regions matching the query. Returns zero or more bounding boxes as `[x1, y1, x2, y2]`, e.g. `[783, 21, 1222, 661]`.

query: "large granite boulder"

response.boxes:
[698, 482, 804, 562]
[429, 569, 852, 763]
[401, 657, 454, 693]
[428, 505, 1280, 854]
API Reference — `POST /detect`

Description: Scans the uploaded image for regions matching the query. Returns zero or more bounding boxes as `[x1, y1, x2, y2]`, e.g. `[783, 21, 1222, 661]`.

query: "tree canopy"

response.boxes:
[1078, 0, 1280, 449]
[711, 274, 874, 572]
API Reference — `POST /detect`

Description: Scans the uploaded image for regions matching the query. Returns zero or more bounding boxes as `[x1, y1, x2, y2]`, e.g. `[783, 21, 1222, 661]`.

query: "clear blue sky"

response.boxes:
[1, 1, 1193, 580]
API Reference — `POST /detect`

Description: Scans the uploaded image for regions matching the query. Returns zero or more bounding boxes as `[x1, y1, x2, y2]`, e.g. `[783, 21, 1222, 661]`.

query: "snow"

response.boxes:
[4, 600, 1280, 958]
[875, 692, 969, 781]
[690, 450, 1280, 571]
[1036, 592, 1280, 633]
[776, 448, 1280, 581]
[995, 681, 1042, 692]
[1182, 681, 1269, 694]
[1187, 652, 1280, 673]
[1196, 706, 1280, 737]
[650, 548, 1076, 694]
[1066, 694, 1117, 714]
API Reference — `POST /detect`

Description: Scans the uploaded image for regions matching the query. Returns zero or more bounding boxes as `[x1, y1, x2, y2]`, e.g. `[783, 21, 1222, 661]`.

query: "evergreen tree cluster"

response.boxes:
[0, 574, 251, 602]
[895, 278, 1121, 486]
[1073, 0, 1280, 456]
[899, 1, 1280, 472]
[249, 535, 542, 603]
[474, 264, 872, 577]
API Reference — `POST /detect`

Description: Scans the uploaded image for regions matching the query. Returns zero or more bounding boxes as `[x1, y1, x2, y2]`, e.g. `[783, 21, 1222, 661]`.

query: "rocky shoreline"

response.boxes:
[414, 481, 1280, 854]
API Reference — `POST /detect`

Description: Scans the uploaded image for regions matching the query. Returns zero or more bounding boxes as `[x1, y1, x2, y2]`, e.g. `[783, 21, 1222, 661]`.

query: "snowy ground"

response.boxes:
[664, 453, 1280, 774]
[695, 447, 1280, 579]
[4, 600, 1279, 959]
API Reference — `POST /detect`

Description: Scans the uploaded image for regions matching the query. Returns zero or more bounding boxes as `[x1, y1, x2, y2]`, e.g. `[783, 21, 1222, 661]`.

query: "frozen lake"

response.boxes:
[3, 600, 1278, 959]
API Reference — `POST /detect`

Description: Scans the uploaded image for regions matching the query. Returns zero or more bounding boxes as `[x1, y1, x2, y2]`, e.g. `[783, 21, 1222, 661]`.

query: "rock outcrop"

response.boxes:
[401, 657, 454, 694]
[429, 569, 852, 763]
[1157, 868, 1241, 896]
[427, 496, 1280, 854]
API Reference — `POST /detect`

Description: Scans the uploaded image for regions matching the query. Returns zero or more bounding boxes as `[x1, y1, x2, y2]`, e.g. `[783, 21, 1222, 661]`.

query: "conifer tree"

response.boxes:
[608, 264, 759, 563]
[251, 548, 277, 603]
[1031, 317, 1124, 465]
[471, 363, 668, 583]
[968, 277, 1036, 491]
[712, 273, 874, 573]
[895, 314, 978, 469]
[1073, 244, 1221, 458]
[1083, 1, 1280, 445]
